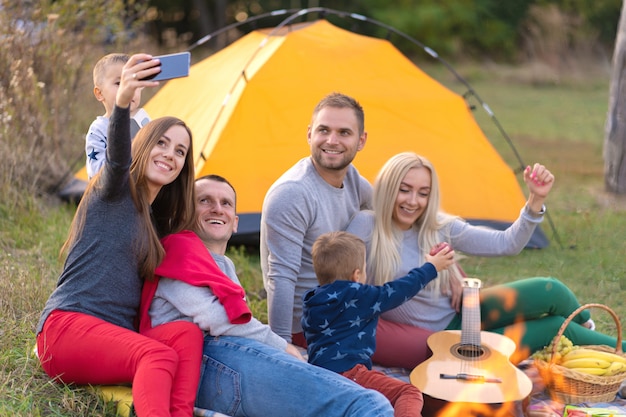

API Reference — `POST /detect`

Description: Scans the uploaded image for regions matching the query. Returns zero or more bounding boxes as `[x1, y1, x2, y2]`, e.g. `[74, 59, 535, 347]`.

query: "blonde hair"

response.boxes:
[312, 231, 366, 286]
[93, 53, 129, 87]
[368, 152, 460, 294]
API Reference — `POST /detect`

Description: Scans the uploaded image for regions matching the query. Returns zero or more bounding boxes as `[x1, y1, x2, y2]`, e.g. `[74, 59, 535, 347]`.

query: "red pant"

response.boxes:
[291, 331, 308, 348]
[37, 310, 203, 417]
[372, 318, 434, 369]
[342, 364, 424, 417]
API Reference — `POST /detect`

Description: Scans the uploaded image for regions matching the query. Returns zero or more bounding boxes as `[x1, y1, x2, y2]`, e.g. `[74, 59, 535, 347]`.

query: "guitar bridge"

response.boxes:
[439, 373, 502, 384]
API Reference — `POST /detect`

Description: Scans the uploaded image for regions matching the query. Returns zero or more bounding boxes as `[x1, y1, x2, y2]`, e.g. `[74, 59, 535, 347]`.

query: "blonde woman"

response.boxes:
[346, 152, 618, 369]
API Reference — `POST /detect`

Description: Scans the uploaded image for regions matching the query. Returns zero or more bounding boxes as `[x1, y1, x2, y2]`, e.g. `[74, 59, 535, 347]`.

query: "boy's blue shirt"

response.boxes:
[301, 262, 437, 373]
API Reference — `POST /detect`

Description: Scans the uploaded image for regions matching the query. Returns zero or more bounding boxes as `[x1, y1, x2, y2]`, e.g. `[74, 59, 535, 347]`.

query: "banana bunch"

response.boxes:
[560, 348, 626, 376]
[531, 335, 626, 376]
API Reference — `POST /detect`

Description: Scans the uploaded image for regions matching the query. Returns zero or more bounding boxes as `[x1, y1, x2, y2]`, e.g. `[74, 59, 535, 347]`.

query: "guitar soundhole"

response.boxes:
[453, 343, 490, 360]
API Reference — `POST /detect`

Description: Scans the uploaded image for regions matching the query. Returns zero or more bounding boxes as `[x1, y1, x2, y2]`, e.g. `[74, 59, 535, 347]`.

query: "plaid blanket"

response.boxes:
[358, 360, 626, 417]
[98, 350, 626, 417]
[271, 350, 626, 417]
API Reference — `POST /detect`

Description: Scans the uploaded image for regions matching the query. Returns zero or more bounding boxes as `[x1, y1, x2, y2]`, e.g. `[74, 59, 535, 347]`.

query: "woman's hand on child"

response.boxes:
[425, 242, 455, 272]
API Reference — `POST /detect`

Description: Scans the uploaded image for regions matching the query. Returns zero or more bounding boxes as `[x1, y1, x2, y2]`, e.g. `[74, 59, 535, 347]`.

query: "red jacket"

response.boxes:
[139, 230, 251, 333]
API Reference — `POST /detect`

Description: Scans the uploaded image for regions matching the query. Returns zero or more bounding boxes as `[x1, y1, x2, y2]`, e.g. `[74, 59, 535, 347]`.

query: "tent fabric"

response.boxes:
[65, 19, 547, 248]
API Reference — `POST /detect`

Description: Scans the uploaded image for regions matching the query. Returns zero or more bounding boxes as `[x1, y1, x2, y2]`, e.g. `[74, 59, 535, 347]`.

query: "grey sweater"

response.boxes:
[260, 157, 372, 341]
[346, 206, 543, 331]
[37, 106, 142, 334]
[149, 252, 287, 350]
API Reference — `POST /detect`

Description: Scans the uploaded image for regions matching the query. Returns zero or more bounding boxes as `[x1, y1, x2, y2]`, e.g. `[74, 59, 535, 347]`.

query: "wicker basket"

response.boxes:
[534, 303, 626, 404]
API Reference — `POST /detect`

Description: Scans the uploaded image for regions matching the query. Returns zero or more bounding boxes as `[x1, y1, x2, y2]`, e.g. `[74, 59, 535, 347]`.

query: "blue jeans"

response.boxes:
[196, 336, 394, 417]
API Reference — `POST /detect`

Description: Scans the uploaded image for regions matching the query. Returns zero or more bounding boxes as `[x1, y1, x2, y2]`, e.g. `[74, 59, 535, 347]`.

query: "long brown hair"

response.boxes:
[61, 116, 196, 280]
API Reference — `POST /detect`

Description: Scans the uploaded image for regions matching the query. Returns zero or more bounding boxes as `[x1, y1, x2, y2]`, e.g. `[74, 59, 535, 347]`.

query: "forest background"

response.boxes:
[2, 0, 626, 415]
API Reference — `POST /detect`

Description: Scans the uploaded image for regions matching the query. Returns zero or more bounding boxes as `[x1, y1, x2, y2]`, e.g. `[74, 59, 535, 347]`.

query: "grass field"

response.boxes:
[2, 63, 625, 416]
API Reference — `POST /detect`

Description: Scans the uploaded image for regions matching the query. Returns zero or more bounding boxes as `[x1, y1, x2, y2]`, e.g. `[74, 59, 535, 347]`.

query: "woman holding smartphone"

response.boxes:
[36, 54, 202, 417]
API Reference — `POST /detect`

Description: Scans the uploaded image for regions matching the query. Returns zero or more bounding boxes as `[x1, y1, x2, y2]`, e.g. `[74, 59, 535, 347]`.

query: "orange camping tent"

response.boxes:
[63, 19, 547, 247]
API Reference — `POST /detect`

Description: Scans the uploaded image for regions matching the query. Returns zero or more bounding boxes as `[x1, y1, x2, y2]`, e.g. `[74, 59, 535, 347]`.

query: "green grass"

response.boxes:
[2, 64, 626, 415]
[442, 66, 626, 336]
[0, 199, 117, 416]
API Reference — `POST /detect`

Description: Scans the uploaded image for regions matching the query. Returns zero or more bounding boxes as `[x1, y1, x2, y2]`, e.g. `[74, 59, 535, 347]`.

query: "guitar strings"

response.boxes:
[460, 279, 482, 377]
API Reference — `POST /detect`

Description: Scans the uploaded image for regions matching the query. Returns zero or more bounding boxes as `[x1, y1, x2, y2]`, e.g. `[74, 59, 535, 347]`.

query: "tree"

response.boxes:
[604, 0, 626, 193]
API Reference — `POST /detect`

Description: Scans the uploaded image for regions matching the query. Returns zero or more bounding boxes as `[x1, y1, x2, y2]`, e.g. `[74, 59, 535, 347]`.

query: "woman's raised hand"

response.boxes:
[116, 53, 161, 108]
[523, 163, 555, 199]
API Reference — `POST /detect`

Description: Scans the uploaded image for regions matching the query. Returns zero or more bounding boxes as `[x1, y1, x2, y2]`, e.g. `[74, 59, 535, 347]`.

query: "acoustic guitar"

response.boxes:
[409, 277, 532, 404]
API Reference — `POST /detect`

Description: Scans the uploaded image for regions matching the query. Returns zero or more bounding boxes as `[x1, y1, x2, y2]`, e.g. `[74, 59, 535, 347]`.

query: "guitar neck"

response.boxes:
[460, 278, 482, 347]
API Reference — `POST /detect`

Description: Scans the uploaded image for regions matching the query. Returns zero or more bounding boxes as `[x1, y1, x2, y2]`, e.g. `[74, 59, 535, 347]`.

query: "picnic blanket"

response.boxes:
[365, 358, 626, 417]
[96, 354, 626, 417]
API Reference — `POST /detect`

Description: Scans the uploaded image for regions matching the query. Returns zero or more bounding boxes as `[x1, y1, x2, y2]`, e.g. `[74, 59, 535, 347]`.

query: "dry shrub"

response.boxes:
[517, 4, 611, 84]
[0, 1, 152, 206]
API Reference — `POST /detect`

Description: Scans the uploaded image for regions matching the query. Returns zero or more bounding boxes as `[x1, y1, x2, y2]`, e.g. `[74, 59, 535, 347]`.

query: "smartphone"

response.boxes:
[142, 52, 190, 81]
